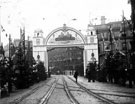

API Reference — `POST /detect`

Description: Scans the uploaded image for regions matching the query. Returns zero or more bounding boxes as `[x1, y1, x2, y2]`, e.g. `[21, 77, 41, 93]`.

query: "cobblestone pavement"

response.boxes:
[0, 75, 135, 104]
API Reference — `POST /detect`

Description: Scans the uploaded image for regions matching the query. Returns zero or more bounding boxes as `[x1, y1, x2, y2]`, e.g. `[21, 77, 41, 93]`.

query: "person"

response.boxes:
[74, 70, 79, 82]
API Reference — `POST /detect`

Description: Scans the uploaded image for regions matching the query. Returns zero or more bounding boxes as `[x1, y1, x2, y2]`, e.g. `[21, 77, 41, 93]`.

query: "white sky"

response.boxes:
[0, 0, 131, 46]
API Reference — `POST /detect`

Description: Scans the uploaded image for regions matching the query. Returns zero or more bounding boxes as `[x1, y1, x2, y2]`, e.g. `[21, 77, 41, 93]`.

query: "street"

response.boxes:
[0, 75, 135, 104]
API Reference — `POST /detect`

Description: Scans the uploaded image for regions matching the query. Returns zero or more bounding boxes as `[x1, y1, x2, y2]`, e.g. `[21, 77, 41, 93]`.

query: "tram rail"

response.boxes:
[11, 82, 48, 104]
[39, 78, 58, 104]
[39, 75, 79, 104]
[9, 75, 121, 104]
[10, 78, 56, 104]
[67, 76, 117, 104]
[62, 76, 80, 104]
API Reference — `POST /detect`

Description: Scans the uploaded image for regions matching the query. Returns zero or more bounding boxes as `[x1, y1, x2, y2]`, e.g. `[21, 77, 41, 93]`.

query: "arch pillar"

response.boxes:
[44, 47, 48, 72]
[83, 49, 87, 76]
[83, 45, 98, 76]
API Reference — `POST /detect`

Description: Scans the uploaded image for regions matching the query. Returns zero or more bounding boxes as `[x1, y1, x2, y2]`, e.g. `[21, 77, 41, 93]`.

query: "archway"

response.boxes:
[33, 24, 98, 76]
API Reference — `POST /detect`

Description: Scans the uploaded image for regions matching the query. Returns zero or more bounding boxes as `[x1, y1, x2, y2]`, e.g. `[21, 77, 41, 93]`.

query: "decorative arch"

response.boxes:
[45, 24, 86, 45]
[33, 24, 98, 76]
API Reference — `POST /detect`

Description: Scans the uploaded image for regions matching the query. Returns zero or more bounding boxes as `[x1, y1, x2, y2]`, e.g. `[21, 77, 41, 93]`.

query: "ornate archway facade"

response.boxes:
[33, 24, 98, 76]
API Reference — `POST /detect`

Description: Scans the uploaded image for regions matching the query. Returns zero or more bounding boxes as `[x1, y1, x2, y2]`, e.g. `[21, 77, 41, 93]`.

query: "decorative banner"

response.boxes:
[47, 30, 83, 45]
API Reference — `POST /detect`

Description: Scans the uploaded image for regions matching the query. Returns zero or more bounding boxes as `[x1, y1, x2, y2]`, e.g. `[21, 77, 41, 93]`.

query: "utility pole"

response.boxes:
[122, 11, 128, 68]
[27, 36, 30, 66]
[130, 0, 135, 32]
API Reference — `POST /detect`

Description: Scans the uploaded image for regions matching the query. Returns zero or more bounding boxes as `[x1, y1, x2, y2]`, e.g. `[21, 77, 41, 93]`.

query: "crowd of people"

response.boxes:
[84, 51, 135, 88]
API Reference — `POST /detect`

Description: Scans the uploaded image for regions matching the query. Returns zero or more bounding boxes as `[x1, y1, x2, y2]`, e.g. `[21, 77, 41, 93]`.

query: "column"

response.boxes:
[44, 47, 48, 72]
[83, 49, 87, 76]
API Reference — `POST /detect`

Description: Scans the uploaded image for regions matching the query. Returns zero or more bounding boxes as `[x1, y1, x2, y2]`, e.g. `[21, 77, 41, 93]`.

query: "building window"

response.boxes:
[90, 37, 94, 43]
[91, 31, 93, 35]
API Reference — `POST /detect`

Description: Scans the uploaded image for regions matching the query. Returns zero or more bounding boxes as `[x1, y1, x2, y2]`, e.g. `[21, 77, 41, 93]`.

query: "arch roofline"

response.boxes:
[45, 24, 86, 45]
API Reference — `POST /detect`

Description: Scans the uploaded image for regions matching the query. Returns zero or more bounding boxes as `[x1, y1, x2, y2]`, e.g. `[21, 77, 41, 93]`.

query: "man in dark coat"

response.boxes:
[74, 70, 79, 82]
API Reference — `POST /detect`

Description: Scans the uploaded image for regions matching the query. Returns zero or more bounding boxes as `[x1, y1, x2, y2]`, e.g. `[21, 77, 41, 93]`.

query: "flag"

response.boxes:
[20, 27, 25, 54]
[1, 25, 5, 32]
[101, 33, 106, 51]
[20, 28, 23, 40]
[109, 26, 113, 45]
[0, 45, 4, 55]
[20, 27, 25, 44]
[6, 34, 8, 37]
[101, 33, 105, 42]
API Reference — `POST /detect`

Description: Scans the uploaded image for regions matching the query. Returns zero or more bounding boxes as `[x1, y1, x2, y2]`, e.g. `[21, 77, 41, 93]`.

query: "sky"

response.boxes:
[0, 0, 131, 46]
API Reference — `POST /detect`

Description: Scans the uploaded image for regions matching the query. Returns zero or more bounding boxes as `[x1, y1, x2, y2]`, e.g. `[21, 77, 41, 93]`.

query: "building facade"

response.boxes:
[94, 20, 133, 69]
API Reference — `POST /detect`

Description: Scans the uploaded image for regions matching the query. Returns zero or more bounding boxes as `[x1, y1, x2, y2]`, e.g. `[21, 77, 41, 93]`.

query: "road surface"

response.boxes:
[0, 75, 135, 104]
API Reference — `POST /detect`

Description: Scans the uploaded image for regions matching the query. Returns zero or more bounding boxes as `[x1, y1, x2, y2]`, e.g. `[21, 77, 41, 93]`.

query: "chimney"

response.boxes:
[101, 16, 106, 25]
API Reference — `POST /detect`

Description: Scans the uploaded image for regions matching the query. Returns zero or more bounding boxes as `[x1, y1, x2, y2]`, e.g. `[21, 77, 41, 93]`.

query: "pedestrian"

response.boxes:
[74, 70, 79, 82]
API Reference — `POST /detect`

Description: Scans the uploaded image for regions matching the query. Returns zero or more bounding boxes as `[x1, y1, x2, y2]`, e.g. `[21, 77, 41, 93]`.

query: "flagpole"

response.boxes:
[0, 5, 1, 46]
[9, 34, 11, 58]
[122, 10, 128, 68]
[101, 33, 105, 53]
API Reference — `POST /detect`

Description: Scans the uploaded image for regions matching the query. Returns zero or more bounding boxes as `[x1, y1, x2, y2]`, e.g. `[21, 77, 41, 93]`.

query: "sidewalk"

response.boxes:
[0, 80, 48, 104]
[71, 75, 135, 91]
[69, 75, 135, 103]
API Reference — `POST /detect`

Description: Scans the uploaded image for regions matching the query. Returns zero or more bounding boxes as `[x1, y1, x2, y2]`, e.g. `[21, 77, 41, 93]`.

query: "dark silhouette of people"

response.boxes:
[74, 70, 79, 82]
[87, 53, 97, 82]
